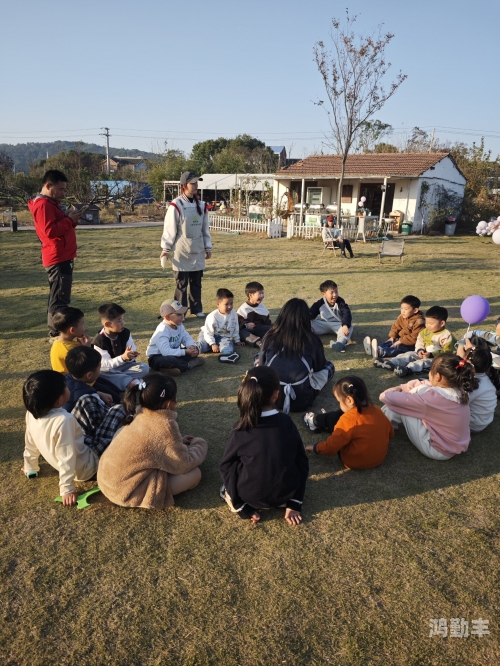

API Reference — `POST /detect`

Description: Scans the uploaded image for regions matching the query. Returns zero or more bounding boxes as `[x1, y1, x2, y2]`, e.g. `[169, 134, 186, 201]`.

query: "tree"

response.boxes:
[313, 11, 407, 212]
[373, 142, 398, 153]
[0, 151, 14, 174]
[356, 119, 393, 153]
[147, 144, 189, 200]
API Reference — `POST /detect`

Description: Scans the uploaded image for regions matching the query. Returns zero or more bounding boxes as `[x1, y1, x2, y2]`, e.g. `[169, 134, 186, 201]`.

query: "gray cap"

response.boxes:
[180, 171, 203, 185]
[159, 299, 188, 317]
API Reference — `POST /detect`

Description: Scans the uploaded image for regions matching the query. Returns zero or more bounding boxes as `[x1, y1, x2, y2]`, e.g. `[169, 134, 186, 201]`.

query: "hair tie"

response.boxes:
[251, 377, 258, 382]
[138, 381, 146, 391]
[347, 383, 353, 388]
[159, 389, 166, 398]
[456, 359, 466, 369]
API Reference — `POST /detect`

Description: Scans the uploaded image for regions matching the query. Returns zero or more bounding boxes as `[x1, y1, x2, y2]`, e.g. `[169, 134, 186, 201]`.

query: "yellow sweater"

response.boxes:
[50, 339, 80, 372]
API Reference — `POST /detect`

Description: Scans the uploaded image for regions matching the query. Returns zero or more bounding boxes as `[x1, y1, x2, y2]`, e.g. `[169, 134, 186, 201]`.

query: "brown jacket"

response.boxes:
[97, 408, 207, 510]
[389, 311, 425, 346]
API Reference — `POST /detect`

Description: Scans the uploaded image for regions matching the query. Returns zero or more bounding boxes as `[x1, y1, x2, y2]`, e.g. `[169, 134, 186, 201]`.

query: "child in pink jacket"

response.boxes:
[380, 354, 478, 460]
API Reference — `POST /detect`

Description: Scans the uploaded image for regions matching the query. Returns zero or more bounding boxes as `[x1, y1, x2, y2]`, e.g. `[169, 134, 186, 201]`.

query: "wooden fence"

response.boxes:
[209, 215, 282, 238]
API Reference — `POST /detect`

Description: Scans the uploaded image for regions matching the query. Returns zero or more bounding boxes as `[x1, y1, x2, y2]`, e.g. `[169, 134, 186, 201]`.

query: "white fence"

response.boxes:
[209, 214, 282, 238]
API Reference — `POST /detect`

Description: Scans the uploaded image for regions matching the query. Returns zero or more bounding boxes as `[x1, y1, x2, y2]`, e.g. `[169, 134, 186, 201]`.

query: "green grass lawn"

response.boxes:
[1, 229, 499, 665]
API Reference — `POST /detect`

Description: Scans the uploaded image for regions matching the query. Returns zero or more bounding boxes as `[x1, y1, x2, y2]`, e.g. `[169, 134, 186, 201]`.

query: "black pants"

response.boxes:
[45, 260, 74, 334]
[240, 324, 271, 344]
[335, 240, 354, 256]
[314, 409, 343, 433]
[148, 354, 191, 373]
[173, 270, 203, 314]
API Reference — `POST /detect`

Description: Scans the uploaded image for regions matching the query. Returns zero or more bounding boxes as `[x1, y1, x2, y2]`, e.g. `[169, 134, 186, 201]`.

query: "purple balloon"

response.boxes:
[460, 295, 490, 325]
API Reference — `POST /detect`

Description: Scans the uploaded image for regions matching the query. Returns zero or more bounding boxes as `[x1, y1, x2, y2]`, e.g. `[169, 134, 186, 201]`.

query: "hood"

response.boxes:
[28, 195, 57, 214]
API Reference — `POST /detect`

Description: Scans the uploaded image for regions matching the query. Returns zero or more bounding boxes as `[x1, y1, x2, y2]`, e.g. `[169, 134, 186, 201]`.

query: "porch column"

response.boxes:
[379, 176, 388, 228]
[299, 178, 305, 226]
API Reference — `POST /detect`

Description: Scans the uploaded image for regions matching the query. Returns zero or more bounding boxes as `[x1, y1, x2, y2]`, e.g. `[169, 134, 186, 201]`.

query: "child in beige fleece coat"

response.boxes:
[97, 373, 207, 509]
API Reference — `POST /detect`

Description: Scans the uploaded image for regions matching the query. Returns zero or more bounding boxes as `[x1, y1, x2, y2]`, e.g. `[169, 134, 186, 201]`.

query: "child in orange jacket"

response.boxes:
[305, 376, 394, 469]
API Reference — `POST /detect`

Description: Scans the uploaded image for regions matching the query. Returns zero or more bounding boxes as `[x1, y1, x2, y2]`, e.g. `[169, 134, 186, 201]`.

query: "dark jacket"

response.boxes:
[309, 296, 352, 328]
[28, 195, 78, 267]
[220, 412, 309, 516]
[92, 328, 131, 358]
[259, 335, 331, 412]
[63, 374, 98, 412]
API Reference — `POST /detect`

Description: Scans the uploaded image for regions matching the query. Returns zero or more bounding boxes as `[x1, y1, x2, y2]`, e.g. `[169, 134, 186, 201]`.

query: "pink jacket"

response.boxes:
[380, 380, 471, 456]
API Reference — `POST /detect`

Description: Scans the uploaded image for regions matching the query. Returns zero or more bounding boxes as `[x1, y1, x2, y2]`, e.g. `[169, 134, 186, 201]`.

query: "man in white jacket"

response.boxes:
[160, 172, 212, 318]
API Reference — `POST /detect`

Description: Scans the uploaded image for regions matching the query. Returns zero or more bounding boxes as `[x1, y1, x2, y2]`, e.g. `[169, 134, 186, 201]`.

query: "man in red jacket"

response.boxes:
[28, 170, 84, 336]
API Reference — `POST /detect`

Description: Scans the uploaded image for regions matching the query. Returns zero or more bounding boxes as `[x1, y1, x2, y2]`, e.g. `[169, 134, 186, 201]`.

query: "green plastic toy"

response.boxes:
[54, 486, 101, 509]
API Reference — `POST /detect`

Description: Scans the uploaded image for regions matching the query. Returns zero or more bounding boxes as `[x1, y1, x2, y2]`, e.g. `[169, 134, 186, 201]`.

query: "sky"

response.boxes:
[1, 0, 499, 160]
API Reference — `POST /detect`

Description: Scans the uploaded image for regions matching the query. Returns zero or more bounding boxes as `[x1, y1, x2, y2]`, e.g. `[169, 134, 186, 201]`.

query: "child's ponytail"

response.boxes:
[432, 354, 479, 404]
[334, 376, 372, 413]
[236, 366, 280, 431]
[465, 346, 500, 391]
[122, 373, 177, 424]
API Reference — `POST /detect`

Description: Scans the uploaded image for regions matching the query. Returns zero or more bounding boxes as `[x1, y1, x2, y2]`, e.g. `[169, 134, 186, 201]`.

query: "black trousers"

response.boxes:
[173, 270, 203, 314]
[335, 239, 354, 256]
[314, 409, 343, 433]
[45, 260, 73, 334]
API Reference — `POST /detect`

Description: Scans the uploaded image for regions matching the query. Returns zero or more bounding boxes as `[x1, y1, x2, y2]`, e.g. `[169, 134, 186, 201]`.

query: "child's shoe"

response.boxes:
[158, 367, 182, 377]
[394, 366, 410, 377]
[220, 485, 238, 512]
[303, 412, 321, 433]
[371, 338, 379, 358]
[330, 341, 346, 352]
[363, 336, 372, 356]
[373, 359, 395, 371]
[219, 353, 240, 363]
[188, 357, 205, 369]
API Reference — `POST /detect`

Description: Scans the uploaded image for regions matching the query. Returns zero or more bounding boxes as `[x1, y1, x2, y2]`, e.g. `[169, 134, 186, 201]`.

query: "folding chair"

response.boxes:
[322, 238, 340, 256]
[378, 239, 405, 264]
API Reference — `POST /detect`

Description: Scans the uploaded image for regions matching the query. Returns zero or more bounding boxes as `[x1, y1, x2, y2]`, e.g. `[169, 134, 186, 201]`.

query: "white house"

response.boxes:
[273, 152, 466, 231]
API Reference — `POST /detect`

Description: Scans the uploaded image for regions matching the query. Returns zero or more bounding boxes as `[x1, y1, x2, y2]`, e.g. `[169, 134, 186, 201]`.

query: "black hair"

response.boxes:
[181, 183, 203, 215]
[465, 344, 500, 391]
[42, 169, 68, 186]
[23, 370, 67, 419]
[431, 354, 478, 404]
[245, 281, 264, 297]
[262, 298, 317, 359]
[122, 373, 177, 423]
[333, 376, 372, 414]
[216, 288, 234, 301]
[319, 279, 338, 292]
[401, 295, 421, 309]
[66, 345, 102, 379]
[98, 302, 126, 321]
[236, 366, 280, 431]
[425, 306, 448, 323]
[52, 307, 85, 333]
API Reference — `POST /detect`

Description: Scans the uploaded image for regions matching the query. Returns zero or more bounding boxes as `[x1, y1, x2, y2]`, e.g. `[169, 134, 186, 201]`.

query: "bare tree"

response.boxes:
[313, 11, 407, 212]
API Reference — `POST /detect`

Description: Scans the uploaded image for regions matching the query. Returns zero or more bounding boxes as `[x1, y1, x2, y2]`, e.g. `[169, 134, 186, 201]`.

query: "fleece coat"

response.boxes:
[97, 408, 207, 509]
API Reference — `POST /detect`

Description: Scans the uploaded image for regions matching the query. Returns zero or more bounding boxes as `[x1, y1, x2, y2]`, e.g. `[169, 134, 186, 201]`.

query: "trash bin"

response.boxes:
[10, 215, 17, 232]
[444, 222, 456, 236]
[400, 222, 413, 235]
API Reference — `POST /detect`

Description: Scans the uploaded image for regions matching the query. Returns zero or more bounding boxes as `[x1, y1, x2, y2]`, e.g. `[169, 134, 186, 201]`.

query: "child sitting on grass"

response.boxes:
[64, 346, 116, 411]
[146, 299, 205, 376]
[463, 345, 498, 433]
[50, 307, 90, 372]
[219, 366, 309, 526]
[198, 288, 245, 362]
[97, 373, 207, 510]
[380, 354, 477, 460]
[374, 306, 455, 377]
[305, 376, 393, 469]
[364, 295, 425, 359]
[237, 281, 272, 347]
[92, 302, 149, 390]
[309, 279, 353, 352]
[457, 315, 500, 369]
[22, 370, 98, 506]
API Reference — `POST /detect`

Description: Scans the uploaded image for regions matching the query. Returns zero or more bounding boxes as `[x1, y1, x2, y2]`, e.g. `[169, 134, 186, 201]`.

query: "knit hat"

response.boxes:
[159, 299, 188, 317]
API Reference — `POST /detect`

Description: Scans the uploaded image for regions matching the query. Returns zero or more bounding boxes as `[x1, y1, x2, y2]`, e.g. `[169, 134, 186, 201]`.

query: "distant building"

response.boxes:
[102, 156, 148, 173]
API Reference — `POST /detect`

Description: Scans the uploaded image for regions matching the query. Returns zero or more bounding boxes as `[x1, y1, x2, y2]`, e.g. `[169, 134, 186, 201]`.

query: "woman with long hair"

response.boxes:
[258, 298, 335, 412]
[160, 172, 212, 318]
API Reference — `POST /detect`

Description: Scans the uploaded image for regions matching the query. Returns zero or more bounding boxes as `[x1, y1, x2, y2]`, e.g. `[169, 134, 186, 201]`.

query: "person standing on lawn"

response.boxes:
[28, 170, 86, 336]
[160, 172, 212, 318]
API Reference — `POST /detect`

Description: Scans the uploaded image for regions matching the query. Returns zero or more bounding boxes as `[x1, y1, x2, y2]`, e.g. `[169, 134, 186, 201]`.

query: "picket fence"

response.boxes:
[209, 214, 282, 238]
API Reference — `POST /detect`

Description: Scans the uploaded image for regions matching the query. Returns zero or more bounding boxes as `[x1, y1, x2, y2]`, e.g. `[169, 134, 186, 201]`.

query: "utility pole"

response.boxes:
[100, 127, 111, 175]
[429, 127, 435, 153]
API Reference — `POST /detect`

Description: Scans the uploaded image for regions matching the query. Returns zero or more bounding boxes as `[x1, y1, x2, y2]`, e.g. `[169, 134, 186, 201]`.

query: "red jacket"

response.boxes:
[28, 195, 78, 267]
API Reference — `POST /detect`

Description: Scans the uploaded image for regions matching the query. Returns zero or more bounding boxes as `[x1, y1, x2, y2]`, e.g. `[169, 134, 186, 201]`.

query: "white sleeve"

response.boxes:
[154, 329, 186, 357]
[54, 416, 79, 496]
[180, 328, 196, 349]
[128, 334, 137, 351]
[161, 204, 180, 250]
[202, 313, 217, 345]
[94, 345, 125, 369]
[231, 311, 240, 342]
[23, 414, 40, 474]
[202, 204, 212, 251]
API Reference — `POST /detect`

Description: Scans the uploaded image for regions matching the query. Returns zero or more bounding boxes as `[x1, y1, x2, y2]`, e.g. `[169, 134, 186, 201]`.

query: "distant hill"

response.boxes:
[0, 141, 157, 172]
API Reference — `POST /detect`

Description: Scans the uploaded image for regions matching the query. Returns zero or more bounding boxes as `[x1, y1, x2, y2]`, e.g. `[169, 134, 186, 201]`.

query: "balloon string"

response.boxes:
[466, 324, 471, 336]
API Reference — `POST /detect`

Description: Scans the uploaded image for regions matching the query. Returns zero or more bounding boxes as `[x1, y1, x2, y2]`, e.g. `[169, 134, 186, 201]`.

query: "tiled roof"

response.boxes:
[275, 152, 454, 178]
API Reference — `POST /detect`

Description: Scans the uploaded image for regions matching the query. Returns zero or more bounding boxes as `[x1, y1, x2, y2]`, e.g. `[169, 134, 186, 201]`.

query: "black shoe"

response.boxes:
[341, 252, 347, 258]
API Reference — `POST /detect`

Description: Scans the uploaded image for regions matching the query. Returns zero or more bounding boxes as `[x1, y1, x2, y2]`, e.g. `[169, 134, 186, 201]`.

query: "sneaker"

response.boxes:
[371, 338, 379, 359]
[188, 357, 205, 369]
[195, 312, 206, 318]
[219, 353, 240, 363]
[330, 341, 346, 352]
[220, 485, 238, 513]
[158, 367, 181, 377]
[394, 366, 410, 378]
[303, 411, 320, 433]
[363, 336, 372, 356]
[373, 359, 396, 371]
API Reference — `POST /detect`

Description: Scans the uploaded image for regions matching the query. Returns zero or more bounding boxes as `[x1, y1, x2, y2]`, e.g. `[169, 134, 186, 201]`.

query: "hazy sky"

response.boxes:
[1, 0, 499, 158]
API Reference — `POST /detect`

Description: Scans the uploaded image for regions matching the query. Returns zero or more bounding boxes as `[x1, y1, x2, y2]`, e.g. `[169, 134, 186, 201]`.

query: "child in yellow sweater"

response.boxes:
[50, 307, 90, 372]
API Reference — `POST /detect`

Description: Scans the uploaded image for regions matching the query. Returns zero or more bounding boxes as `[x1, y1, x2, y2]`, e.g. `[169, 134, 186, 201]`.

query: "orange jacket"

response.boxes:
[315, 405, 394, 469]
[389, 311, 425, 346]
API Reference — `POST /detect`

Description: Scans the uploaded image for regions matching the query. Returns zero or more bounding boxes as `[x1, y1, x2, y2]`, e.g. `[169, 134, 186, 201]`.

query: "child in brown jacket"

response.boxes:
[364, 295, 425, 359]
[97, 373, 207, 509]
